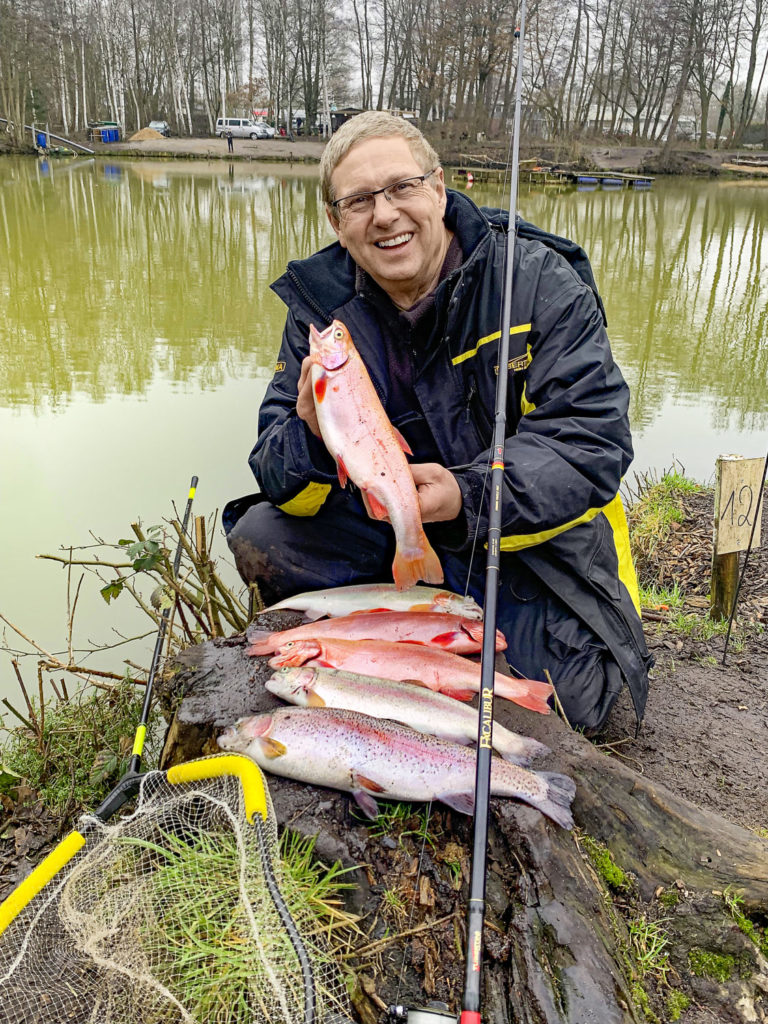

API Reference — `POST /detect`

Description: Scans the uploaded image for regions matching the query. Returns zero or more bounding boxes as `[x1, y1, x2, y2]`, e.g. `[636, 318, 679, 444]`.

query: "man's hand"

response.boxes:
[411, 463, 463, 522]
[296, 356, 321, 437]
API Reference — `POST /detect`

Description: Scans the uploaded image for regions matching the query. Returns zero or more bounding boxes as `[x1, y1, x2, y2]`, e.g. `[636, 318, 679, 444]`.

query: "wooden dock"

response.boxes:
[567, 170, 654, 188]
[452, 165, 653, 188]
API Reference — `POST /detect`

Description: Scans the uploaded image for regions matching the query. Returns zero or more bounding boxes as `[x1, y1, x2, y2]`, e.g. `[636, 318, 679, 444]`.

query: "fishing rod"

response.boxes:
[94, 474, 198, 819]
[460, 4, 527, 1020]
[388, 9, 528, 1024]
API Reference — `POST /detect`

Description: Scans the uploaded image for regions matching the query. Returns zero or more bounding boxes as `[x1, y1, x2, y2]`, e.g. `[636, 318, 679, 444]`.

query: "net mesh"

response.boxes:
[0, 761, 352, 1024]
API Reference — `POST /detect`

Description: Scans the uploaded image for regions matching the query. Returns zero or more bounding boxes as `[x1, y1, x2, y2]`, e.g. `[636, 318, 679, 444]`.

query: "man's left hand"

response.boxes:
[410, 463, 463, 522]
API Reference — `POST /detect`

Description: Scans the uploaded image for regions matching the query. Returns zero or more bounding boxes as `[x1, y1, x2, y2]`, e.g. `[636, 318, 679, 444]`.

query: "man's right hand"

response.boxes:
[296, 356, 322, 437]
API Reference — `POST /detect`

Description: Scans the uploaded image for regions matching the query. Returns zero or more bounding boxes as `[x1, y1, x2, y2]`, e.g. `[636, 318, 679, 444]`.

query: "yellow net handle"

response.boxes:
[167, 753, 269, 823]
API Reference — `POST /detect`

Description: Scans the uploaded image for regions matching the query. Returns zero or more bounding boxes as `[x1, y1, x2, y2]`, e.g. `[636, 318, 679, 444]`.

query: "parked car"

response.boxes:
[252, 121, 276, 138]
[148, 120, 171, 137]
[215, 117, 270, 139]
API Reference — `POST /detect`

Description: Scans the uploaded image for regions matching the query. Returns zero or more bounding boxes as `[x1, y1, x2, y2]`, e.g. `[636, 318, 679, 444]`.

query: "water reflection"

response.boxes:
[0, 159, 334, 410]
[0, 158, 766, 441]
[507, 180, 768, 433]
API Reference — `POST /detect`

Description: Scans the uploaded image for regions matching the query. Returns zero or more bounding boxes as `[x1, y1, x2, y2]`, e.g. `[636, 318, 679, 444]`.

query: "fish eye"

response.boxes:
[334, 328, 344, 339]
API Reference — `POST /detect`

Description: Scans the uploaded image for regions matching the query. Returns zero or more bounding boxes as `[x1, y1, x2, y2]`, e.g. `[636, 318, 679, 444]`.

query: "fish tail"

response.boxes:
[495, 674, 553, 715]
[245, 629, 276, 655]
[494, 725, 551, 766]
[392, 538, 444, 591]
[535, 771, 576, 829]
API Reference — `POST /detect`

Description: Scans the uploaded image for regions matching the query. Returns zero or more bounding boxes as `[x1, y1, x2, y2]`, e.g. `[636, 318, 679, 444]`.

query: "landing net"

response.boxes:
[0, 758, 351, 1023]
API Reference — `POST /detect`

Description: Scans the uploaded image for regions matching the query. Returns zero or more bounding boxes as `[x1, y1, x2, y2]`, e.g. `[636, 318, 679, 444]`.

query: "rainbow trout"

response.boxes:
[217, 706, 575, 828]
[266, 665, 549, 766]
[310, 320, 442, 590]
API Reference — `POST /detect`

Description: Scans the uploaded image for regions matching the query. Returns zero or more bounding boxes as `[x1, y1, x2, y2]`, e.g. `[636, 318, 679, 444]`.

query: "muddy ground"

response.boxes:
[604, 486, 768, 836]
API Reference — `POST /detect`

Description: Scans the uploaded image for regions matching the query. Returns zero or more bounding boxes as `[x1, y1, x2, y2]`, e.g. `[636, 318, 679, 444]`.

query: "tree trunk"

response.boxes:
[159, 630, 768, 1024]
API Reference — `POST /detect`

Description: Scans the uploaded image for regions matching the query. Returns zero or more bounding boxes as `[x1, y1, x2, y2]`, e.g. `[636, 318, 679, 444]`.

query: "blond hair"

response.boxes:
[320, 112, 441, 215]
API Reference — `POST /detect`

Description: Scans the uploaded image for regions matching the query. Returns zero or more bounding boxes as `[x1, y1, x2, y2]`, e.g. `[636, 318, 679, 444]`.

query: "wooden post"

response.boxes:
[711, 455, 763, 620]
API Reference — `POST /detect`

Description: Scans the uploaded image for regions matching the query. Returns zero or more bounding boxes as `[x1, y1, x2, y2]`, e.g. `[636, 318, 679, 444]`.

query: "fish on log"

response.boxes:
[158, 615, 768, 1024]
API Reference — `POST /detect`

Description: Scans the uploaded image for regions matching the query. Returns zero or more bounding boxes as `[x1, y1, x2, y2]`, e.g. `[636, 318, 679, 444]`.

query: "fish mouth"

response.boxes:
[374, 232, 413, 250]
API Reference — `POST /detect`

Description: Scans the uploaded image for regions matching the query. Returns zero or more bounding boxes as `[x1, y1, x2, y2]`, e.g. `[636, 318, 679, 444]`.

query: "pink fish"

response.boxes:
[247, 610, 506, 656]
[268, 637, 552, 715]
[309, 319, 442, 590]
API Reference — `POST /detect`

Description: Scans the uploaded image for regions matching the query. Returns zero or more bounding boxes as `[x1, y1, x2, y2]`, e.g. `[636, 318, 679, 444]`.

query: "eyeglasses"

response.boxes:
[330, 169, 438, 219]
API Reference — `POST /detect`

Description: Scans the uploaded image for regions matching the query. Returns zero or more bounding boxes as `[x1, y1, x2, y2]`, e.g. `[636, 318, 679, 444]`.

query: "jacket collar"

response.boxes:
[270, 189, 493, 323]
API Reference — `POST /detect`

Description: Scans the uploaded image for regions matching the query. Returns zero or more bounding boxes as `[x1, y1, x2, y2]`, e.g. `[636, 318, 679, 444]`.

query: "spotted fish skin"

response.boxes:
[217, 706, 575, 828]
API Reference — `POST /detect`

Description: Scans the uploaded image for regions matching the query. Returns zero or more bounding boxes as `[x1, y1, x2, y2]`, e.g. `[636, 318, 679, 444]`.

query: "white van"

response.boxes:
[215, 117, 267, 139]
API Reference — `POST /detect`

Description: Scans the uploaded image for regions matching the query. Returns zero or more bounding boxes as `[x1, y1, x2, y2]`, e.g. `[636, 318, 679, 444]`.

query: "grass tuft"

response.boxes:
[1, 679, 158, 814]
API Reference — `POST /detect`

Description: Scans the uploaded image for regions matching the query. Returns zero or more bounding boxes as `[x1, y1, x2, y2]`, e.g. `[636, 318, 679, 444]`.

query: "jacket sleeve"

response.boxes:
[248, 308, 338, 504]
[452, 248, 633, 551]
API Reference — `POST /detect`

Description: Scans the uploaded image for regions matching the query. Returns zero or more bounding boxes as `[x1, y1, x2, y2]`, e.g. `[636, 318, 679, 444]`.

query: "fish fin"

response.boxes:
[336, 455, 349, 488]
[534, 771, 576, 830]
[430, 630, 465, 648]
[393, 427, 413, 455]
[260, 738, 287, 759]
[363, 489, 390, 521]
[408, 603, 435, 612]
[313, 374, 327, 403]
[392, 539, 444, 590]
[462, 621, 504, 651]
[440, 687, 476, 702]
[352, 790, 380, 819]
[301, 609, 327, 622]
[305, 691, 327, 708]
[438, 791, 475, 815]
[348, 606, 390, 615]
[402, 677, 434, 690]
[495, 675, 553, 715]
[354, 773, 387, 794]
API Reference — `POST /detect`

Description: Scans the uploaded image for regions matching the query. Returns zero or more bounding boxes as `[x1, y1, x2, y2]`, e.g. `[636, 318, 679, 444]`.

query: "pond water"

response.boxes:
[1, 156, 766, 701]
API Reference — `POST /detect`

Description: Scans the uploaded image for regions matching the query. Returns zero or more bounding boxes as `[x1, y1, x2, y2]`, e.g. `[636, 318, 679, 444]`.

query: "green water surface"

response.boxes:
[1, 156, 766, 696]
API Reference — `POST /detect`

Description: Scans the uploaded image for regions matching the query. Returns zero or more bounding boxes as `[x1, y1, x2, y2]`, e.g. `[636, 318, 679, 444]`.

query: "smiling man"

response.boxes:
[225, 111, 652, 734]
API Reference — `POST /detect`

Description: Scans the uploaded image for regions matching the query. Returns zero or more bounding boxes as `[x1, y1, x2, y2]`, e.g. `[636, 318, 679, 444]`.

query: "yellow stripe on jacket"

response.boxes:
[278, 482, 332, 516]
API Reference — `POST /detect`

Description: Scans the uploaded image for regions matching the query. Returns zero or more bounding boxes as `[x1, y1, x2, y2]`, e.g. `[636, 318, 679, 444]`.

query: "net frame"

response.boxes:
[0, 753, 351, 1024]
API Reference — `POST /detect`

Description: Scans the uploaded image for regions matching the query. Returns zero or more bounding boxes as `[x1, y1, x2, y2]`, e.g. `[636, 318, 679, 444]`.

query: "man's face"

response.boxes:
[327, 136, 448, 304]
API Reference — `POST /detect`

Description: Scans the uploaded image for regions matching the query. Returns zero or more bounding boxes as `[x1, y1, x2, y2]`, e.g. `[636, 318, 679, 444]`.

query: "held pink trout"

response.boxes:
[248, 610, 506, 656]
[261, 583, 482, 621]
[268, 637, 553, 715]
[266, 665, 549, 766]
[217, 707, 574, 828]
[309, 320, 442, 590]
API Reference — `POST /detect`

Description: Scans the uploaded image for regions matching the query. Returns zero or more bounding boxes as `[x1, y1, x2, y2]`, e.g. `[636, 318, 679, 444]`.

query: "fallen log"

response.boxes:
[159, 624, 768, 1024]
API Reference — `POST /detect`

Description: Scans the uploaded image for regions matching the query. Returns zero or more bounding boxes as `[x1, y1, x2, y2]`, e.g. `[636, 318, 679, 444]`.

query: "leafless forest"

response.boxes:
[0, 0, 766, 148]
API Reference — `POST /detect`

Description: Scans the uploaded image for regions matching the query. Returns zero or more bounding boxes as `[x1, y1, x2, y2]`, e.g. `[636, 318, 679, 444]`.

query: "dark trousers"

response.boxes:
[225, 489, 624, 732]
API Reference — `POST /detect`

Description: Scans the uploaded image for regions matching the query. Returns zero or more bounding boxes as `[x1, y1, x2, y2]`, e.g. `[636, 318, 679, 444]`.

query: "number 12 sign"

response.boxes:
[714, 456, 764, 556]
